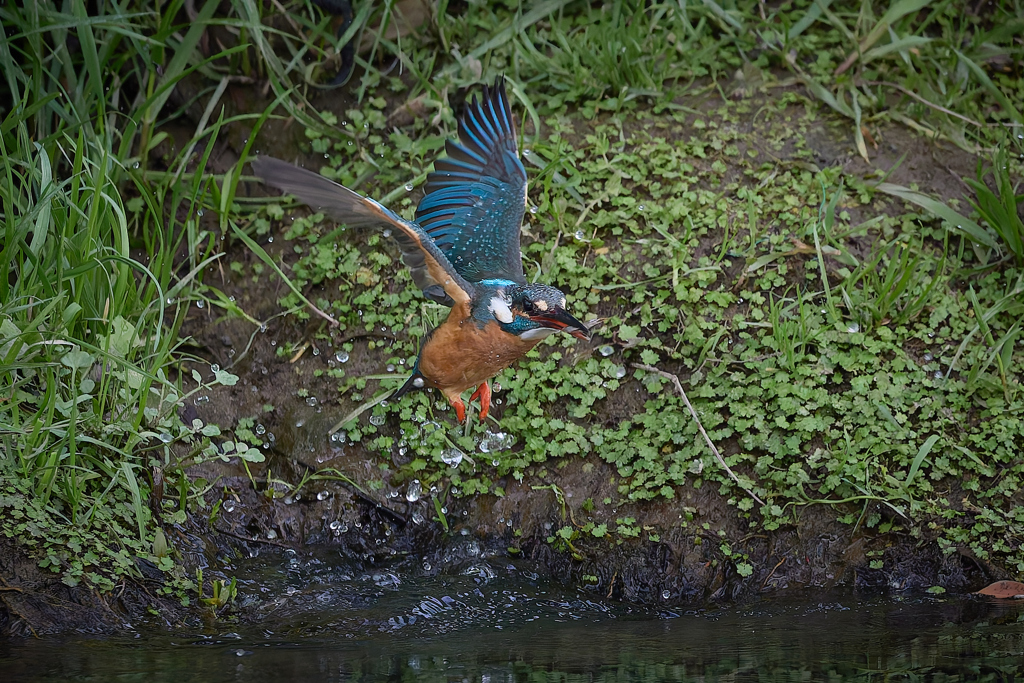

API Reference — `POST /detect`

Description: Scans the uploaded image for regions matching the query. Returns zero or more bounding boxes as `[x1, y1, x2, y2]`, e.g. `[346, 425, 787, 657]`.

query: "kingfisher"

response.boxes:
[253, 77, 591, 423]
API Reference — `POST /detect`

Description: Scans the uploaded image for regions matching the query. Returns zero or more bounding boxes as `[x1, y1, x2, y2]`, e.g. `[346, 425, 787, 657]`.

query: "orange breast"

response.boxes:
[418, 306, 538, 395]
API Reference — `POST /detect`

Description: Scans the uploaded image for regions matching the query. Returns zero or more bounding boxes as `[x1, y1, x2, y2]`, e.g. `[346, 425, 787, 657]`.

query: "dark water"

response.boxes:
[3, 552, 1023, 681]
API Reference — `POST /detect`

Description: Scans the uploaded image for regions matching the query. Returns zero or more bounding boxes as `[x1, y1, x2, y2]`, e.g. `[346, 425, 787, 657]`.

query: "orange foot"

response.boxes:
[450, 396, 467, 423]
[469, 381, 492, 422]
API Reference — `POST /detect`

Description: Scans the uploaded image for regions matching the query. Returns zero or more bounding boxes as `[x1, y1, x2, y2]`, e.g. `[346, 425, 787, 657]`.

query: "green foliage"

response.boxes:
[2, 0, 1023, 598]
[762, 0, 1024, 153]
[0, 0, 271, 595]
[269, 47, 1024, 572]
[966, 142, 1024, 265]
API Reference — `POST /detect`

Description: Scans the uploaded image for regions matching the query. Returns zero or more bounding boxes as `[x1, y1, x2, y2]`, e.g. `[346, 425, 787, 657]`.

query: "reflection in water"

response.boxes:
[2, 554, 1022, 681]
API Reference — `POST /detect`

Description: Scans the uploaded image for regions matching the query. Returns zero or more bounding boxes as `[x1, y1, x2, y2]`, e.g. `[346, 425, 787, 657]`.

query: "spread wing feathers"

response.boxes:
[415, 76, 528, 284]
[252, 157, 472, 308]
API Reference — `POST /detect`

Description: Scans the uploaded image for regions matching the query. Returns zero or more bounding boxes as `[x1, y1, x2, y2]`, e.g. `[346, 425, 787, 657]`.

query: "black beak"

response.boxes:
[531, 309, 592, 341]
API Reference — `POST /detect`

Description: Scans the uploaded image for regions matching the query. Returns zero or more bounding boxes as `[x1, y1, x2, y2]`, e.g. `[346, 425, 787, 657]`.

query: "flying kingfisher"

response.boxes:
[253, 77, 591, 423]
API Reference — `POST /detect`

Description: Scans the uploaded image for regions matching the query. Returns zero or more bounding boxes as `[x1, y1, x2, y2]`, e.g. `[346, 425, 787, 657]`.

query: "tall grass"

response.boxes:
[0, 0, 240, 555]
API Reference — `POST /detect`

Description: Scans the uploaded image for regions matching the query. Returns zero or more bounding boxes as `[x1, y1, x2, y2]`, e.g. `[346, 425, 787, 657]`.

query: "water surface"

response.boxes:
[3, 554, 1022, 681]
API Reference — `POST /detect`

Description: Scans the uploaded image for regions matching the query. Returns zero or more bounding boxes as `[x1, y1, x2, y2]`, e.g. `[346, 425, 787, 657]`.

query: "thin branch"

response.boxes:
[214, 525, 293, 549]
[632, 363, 766, 507]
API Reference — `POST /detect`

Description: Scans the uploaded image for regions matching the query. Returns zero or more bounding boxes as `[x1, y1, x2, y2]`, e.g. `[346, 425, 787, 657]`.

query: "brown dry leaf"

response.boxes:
[388, 93, 431, 127]
[975, 580, 1024, 599]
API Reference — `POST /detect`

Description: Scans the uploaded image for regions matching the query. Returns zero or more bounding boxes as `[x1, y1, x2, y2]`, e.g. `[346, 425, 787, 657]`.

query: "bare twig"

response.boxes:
[632, 363, 766, 507]
[214, 526, 293, 549]
[761, 556, 786, 589]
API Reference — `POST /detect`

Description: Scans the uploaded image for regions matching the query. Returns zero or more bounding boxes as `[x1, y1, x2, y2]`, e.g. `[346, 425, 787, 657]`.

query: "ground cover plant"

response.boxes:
[257, 0, 1024, 575]
[1, 0, 1022, 613]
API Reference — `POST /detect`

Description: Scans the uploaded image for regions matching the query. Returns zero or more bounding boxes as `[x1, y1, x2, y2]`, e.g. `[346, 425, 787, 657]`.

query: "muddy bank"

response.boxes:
[0, 446, 1001, 637]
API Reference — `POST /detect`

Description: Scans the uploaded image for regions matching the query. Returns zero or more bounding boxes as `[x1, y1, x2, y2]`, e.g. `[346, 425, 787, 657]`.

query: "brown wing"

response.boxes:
[251, 156, 472, 308]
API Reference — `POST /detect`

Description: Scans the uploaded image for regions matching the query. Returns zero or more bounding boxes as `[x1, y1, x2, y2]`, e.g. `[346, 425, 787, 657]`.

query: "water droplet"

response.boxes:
[574, 229, 586, 241]
[529, 205, 539, 214]
[158, 432, 173, 443]
[638, 204, 645, 211]
[847, 322, 860, 333]
[923, 353, 933, 362]
[222, 500, 236, 512]
[441, 448, 464, 468]
[662, 590, 671, 600]
[317, 490, 329, 501]
[330, 431, 346, 444]
[479, 431, 515, 453]
[386, 364, 395, 373]
[166, 297, 174, 305]
[422, 562, 431, 571]
[194, 395, 210, 405]
[197, 208, 204, 217]
[413, 377, 425, 388]
[369, 414, 385, 426]
[411, 511, 424, 525]
[406, 479, 422, 502]
[196, 300, 205, 309]
[266, 529, 278, 540]
[404, 183, 414, 192]
[211, 364, 220, 373]
[599, 345, 614, 357]
[934, 370, 944, 379]
[523, 149, 531, 156]
[255, 424, 266, 435]
[306, 396, 318, 407]
[382, 228, 392, 237]
[612, 365, 627, 379]
[335, 351, 350, 363]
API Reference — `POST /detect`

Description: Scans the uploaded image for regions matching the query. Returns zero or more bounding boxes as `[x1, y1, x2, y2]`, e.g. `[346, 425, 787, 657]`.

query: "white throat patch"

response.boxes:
[488, 296, 514, 324]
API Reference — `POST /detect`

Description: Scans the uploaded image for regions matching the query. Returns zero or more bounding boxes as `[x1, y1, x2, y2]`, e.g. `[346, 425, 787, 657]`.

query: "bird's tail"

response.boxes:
[392, 368, 426, 399]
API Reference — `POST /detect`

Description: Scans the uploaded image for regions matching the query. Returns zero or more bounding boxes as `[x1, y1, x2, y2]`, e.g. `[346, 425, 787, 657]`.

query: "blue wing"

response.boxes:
[415, 77, 528, 285]
[252, 157, 473, 309]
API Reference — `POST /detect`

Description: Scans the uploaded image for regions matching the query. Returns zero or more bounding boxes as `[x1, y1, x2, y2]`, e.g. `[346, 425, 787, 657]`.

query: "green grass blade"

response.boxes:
[875, 182, 995, 248]
[905, 434, 939, 489]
